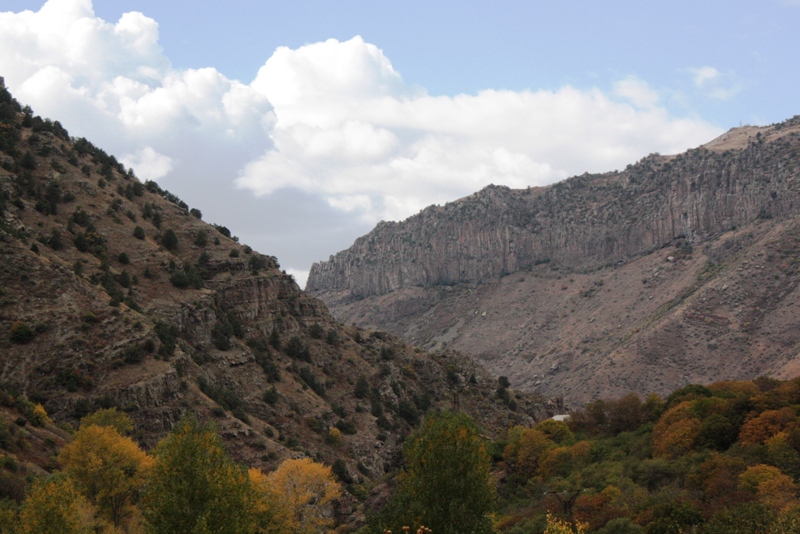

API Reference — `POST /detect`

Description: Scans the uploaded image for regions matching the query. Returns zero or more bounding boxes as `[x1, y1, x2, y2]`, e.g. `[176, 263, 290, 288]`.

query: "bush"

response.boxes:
[298, 366, 325, 397]
[263, 387, 279, 405]
[335, 419, 357, 435]
[284, 336, 311, 362]
[189, 208, 202, 219]
[118, 252, 130, 264]
[154, 321, 178, 356]
[9, 321, 34, 344]
[327, 428, 344, 448]
[193, 230, 207, 248]
[160, 229, 179, 251]
[213, 224, 231, 238]
[309, 323, 324, 339]
[47, 228, 63, 250]
[133, 226, 145, 240]
[123, 343, 145, 364]
[73, 232, 89, 252]
[354, 376, 370, 399]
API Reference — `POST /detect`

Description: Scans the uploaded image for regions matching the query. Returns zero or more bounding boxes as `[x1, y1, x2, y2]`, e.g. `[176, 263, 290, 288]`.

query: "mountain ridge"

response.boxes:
[0, 78, 560, 520]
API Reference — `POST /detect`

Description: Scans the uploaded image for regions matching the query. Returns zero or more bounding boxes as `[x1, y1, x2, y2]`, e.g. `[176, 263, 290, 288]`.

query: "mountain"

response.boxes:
[307, 116, 800, 405]
[0, 78, 560, 515]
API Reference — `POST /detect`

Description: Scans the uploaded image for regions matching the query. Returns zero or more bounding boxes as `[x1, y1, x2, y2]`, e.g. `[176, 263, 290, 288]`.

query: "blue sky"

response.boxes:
[1, 0, 798, 284]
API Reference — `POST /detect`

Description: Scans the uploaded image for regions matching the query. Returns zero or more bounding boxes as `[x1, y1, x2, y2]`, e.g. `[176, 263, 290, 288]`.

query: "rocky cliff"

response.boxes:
[308, 118, 800, 405]
[0, 81, 560, 518]
[308, 119, 800, 299]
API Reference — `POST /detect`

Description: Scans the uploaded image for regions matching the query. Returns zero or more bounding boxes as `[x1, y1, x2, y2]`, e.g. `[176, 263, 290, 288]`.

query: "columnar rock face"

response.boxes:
[308, 119, 800, 405]
[308, 119, 800, 300]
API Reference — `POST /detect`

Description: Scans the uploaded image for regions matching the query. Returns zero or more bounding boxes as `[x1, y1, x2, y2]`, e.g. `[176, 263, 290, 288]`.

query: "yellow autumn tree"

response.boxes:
[266, 458, 342, 534]
[544, 513, 588, 534]
[248, 468, 292, 534]
[739, 464, 798, 511]
[18, 476, 97, 534]
[58, 423, 153, 529]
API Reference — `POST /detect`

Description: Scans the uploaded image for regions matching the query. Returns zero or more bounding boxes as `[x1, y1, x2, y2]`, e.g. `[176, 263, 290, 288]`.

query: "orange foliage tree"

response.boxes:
[652, 401, 701, 458]
[738, 408, 795, 446]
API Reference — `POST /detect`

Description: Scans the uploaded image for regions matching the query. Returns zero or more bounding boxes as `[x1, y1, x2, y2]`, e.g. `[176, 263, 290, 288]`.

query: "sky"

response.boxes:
[1, 1, 798, 287]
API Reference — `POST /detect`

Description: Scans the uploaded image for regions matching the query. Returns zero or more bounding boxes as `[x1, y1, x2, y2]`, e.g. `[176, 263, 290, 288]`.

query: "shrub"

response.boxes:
[9, 321, 34, 344]
[354, 376, 369, 399]
[30, 404, 50, 427]
[335, 419, 357, 435]
[133, 226, 145, 240]
[123, 343, 145, 364]
[118, 252, 130, 264]
[189, 208, 202, 219]
[48, 228, 63, 250]
[263, 387, 279, 405]
[284, 336, 311, 362]
[213, 224, 231, 238]
[327, 428, 343, 448]
[193, 230, 207, 248]
[298, 366, 325, 397]
[160, 229, 179, 251]
[73, 232, 89, 252]
[309, 323, 324, 339]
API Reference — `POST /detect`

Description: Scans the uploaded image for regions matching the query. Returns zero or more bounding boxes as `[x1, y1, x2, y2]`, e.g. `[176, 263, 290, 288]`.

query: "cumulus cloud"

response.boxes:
[240, 38, 720, 221]
[0, 0, 723, 273]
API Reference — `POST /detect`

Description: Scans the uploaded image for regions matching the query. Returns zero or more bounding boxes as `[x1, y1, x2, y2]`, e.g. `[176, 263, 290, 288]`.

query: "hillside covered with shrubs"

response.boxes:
[492, 375, 800, 533]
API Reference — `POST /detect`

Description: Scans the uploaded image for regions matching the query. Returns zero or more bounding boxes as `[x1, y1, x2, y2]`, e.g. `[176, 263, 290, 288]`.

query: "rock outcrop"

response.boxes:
[308, 119, 800, 299]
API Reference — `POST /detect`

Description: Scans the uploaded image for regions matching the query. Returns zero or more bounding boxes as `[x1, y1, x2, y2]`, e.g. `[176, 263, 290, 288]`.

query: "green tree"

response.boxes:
[141, 416, 257, 534]
[373, 411, 494, 534]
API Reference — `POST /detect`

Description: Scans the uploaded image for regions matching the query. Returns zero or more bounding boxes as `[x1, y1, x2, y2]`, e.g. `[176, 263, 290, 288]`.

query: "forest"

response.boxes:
[4, 375, 800, 533]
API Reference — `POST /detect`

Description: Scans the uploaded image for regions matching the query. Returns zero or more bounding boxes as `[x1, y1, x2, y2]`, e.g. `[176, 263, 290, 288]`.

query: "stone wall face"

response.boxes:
[308, 127, 800, 299]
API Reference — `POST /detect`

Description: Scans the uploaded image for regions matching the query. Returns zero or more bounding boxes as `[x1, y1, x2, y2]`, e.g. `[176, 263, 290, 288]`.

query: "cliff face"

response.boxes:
[308, 119, 800, 405]
[308, 120, 800, 300]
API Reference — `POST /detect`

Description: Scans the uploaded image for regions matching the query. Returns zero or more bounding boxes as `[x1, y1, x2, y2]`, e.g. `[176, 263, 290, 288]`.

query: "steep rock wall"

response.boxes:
[308, 121, 800, 299]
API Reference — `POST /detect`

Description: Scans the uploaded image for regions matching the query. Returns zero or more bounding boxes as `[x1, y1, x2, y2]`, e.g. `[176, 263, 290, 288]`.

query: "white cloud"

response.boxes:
[120, 146, 172, 181]
[0, 0, 274, 179]
[688, 65, 741, 101]
[0, 0, 724, 270]
[240, 39, 720, 221]
[613, 76, 660, 108]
